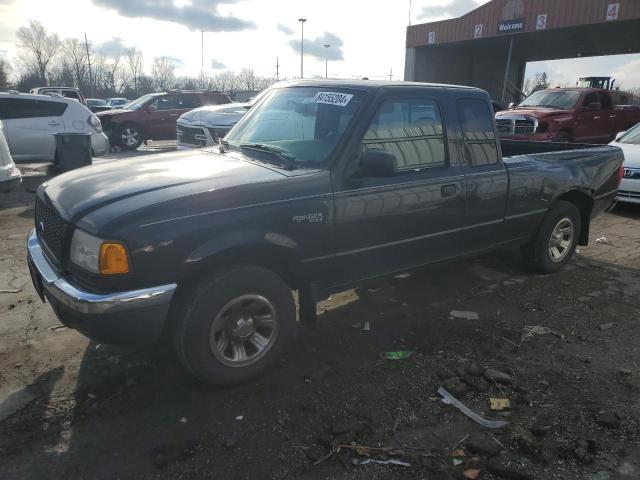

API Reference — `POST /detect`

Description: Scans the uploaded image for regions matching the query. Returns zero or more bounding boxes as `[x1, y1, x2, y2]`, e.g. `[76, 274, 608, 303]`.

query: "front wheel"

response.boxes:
[117, 124, 142, 150]
[521, 201, 581, 273]
[173, 265, 296, 385]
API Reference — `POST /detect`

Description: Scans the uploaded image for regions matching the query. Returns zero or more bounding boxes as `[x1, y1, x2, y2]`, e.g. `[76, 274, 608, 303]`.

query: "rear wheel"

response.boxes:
[117, 124, 142, 150]
[173, 265, 296, 385]
[521, 201, 581, 273]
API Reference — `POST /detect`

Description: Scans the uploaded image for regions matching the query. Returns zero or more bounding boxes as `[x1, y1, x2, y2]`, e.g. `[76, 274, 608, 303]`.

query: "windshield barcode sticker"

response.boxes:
[312, 92, 353, 107]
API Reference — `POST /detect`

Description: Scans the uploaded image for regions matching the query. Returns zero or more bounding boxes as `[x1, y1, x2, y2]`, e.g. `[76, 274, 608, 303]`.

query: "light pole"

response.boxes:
[298, 18, 307, 78]
[324, 44, 330, 79]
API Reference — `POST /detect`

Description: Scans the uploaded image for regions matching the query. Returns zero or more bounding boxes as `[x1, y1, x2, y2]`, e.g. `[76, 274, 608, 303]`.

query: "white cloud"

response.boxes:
[612, 60, 640, 90]
[418, 0, 489, 21]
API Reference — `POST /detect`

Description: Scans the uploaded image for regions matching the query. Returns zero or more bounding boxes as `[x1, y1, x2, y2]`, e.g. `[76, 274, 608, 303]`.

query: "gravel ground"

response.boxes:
[1, 156, 639, 480]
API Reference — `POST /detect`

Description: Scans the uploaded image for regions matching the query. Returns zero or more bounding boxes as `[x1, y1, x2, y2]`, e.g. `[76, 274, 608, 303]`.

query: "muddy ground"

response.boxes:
[1, 166, 640, 480]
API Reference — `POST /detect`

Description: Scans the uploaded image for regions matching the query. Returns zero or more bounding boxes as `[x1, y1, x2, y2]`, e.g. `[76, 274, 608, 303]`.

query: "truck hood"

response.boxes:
[178, 102, 250, 126]
[496, 108, 572, 120]
[40, 149, 288, 226]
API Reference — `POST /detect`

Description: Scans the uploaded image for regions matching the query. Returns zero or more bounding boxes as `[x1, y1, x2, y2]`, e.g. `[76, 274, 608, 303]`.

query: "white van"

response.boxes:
[0, 121, 21, 193]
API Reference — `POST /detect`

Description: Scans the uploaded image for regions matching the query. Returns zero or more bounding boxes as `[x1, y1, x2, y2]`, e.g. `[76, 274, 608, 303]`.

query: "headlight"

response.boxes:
[87, 114, 103, 133]
[70, 229, 130, 275]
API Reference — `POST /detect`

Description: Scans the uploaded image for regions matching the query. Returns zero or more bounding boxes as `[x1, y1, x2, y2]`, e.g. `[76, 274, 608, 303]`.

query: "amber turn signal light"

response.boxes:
[99, 242, 130, 275]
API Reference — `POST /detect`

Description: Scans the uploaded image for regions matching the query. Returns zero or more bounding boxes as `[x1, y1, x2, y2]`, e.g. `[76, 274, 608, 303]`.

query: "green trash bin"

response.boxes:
[54, 133, 93, 173]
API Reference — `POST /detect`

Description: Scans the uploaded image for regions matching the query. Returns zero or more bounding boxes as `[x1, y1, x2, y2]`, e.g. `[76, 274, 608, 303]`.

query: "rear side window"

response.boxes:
[598, 92, 613, 109]
[362, 97, 447, 172]
[62, 90, 81, 101]
[178, 94, 202, 109]
[583, 92, 599, 107]
[204, 93, 232, 105]
[456, 98, 498, 166]
[0, 98, 67, 119]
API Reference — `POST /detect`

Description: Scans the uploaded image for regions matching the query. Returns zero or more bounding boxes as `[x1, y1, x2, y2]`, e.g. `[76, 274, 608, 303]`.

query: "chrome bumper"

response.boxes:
[27, 229, 176, 315]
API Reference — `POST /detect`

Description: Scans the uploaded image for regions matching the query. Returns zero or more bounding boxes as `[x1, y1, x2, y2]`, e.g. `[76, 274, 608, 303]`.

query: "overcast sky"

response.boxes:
[0, 0, 638, 88]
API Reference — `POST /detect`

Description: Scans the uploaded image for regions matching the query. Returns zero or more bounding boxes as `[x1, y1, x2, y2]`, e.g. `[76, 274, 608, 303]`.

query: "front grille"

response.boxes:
[623, 168, 640, 179]
[618, 190, 640, 200]
[496, 118, 536, 135]
[177, 125, 206, 146]
[35, 197, 68, 263]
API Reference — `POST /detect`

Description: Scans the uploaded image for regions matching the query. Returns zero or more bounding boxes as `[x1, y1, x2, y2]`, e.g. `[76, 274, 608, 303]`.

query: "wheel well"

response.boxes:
[555, 190, 593, 245]
[163, 245, 308, 341]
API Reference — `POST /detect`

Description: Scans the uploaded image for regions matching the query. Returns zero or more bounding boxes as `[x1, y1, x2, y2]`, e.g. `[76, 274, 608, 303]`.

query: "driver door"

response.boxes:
[146, 95, 180, 140]
[331, 93, 466, 284]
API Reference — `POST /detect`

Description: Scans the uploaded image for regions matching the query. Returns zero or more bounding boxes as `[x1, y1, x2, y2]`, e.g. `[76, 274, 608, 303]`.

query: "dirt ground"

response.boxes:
[1, 157, 640, 480]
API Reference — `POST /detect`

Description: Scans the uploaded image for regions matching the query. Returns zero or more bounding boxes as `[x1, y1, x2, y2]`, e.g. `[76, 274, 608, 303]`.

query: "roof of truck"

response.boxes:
[275, 79, 482, 92]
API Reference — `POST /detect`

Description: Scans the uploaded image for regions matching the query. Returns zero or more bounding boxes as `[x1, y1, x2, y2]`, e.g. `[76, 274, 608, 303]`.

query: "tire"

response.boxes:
[116, 123, 142, 150]
[173, 265, 296, 385]
[521, 201, 581, 274]
[553, 131, 572, 143]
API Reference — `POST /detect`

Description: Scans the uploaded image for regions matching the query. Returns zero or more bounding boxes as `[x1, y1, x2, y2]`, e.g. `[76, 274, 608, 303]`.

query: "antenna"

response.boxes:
[389, 68, 393, 81]
[276, 57, 280, 80]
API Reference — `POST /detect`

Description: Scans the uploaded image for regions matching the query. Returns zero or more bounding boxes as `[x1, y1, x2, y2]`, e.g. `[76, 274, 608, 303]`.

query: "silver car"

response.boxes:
[610, 123, 640, 204]
[0, 121, 21, 192]
[0, 92, 109, 161]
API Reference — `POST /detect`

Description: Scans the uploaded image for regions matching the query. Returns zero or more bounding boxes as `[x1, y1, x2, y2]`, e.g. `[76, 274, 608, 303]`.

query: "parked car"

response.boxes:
[176, 90, 270, 149]
[97, 90, 232, 150]
[105, 98, 128, 109]
[0, 121, 21, 193]
[0, 92, 109, 161]
[610, 122, 640, 204]
[495, 88, 640, 143]
[27, 80, 623, 385]
[86, 98, 112, 113]
[29, 87, 86, 105]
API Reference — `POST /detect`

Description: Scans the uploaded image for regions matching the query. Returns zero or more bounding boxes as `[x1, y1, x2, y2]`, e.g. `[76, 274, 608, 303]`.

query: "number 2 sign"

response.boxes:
[606, 3, 620, 21]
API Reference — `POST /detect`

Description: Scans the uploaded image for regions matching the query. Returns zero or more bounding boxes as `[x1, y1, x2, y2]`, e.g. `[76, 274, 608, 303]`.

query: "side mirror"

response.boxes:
[508, 102, 516, 109]
[360, 149, 397, 177]
[614, 130, 627, 142]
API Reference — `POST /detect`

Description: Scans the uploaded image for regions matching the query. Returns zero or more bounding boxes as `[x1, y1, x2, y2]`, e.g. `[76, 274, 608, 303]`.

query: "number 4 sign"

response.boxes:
[607, 3, 620, 21]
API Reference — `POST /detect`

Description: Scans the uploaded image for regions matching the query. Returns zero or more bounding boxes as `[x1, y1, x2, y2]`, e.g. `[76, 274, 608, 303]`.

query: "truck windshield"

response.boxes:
[518, 90, 581, 110]
[619, 123, 640, 145]
[224, 86, 364, 168]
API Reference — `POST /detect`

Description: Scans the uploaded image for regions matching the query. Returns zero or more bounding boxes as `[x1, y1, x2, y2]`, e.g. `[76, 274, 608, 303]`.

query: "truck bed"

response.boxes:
[500, 139, 606, 158]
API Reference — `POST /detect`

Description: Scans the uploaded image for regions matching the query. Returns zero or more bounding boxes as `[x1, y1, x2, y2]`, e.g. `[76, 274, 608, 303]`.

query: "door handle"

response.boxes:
[594, 116, 601, 120]
[441, 184, 458, 197]
[48, 121, 61, 126]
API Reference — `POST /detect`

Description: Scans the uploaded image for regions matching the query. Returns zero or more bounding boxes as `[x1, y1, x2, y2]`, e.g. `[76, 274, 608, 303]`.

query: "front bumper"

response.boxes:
[0, 164, 22, 193]
[498, 132, 555, 142]
[617, 178, 640, 204]
[27, 229, 176, 345]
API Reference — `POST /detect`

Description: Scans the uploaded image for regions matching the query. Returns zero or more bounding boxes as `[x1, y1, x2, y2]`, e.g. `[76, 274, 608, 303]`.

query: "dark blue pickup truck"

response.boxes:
[27, 80, 624, 385]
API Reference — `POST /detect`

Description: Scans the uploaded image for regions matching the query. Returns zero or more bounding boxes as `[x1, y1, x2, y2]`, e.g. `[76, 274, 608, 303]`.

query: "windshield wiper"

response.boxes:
[239, 143, 296, 171]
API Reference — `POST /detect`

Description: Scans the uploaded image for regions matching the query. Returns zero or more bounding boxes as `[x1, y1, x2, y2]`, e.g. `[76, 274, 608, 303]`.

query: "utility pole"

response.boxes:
[201, 31, 204, 89]
[276, 57, 280, 80]
[389, 68, 393, 81]
[298, 18, 307, 79]
[84, 33, 93, 97]
[501, 36, 514, 104]
[324, 44, 330, 79]
[409, 0, 412, 25]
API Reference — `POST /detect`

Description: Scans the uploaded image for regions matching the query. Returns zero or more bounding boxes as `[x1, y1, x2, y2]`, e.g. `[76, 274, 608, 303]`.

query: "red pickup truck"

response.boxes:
[495, 88, 640, 143]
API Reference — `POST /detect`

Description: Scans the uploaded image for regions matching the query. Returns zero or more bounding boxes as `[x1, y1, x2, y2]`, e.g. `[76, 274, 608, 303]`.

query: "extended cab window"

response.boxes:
[178, 94, 201, 109]
[0, 98, 67, 119]
[362, 98, 446, 171]
[457, 98, 498, 166]
[151, 95, 180, 111]
[583, 92, 599, 108]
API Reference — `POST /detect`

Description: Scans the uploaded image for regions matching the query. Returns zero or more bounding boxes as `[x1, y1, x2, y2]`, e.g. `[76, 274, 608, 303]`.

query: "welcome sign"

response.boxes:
[497, 18, 525, 33]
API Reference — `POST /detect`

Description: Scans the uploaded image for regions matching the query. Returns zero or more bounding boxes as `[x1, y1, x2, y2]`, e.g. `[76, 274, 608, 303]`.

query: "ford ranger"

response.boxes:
[27, 80, 624, 385]
[496, 87, 640, 144]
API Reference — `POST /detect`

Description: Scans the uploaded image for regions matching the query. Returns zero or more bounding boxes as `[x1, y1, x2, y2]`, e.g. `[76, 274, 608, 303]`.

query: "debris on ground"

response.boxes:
[464, 469, 481, 479]
[0, 288, 22, 294]
[179, 417, 188, 423]
[449, 310, 480, 320]
[362, 321, 370, 332]
[521, 325, 565, 342]
[380, 350, 414, 360]
[598, 322, 615, 331]
[438, 387, 509, 429]
[359, 458, 411, 467]
[483, 368, 513, 385]
[490, 398, 511, 411]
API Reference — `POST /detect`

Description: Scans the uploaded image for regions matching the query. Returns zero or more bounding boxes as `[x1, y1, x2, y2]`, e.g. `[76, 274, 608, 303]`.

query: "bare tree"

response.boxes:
[0, 60, 10, 88]
[16, 20, 60, 85]
[151, 56, 176, 91]
[106, 55, 127, 94]
[126, 48, 144, 97]
[62, 38, 88, 88]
